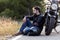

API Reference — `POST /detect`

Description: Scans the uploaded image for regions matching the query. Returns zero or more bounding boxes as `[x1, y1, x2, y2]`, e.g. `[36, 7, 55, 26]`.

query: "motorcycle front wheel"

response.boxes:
[45, 17, 56, 36]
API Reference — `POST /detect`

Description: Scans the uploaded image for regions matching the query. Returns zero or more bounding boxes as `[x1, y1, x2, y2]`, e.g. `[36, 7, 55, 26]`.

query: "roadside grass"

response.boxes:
[0, 17, 23, 40]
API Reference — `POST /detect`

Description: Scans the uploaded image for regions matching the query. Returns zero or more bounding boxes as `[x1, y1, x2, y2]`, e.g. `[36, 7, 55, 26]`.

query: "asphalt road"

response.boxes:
[9, 23, 60, 40]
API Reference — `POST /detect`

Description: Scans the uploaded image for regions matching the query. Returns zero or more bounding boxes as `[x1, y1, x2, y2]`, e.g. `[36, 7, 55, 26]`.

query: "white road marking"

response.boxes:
[11, 35, 22, 40]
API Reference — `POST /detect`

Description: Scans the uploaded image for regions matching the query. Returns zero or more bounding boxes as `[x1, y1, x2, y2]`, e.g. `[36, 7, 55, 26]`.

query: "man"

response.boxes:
[14, 6, 45, 36]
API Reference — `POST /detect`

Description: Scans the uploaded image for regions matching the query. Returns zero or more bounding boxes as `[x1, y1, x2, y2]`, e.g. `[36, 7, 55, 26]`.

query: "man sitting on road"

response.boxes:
[14, 6, 45, 36]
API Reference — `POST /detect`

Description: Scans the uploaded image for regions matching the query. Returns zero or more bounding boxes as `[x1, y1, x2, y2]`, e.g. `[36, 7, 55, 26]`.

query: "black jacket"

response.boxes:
[27, 14, 45, 28]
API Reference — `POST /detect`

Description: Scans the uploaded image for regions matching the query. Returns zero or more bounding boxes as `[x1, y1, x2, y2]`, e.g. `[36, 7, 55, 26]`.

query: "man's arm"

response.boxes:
[26, 15, 34, 21]
[23, 15, 34, 22]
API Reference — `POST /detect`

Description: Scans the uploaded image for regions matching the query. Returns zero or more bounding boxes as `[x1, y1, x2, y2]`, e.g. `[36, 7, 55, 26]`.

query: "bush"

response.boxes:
[0, 9, 14, 17]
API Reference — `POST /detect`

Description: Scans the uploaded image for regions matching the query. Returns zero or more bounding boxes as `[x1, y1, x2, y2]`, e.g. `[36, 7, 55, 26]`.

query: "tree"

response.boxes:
[0, 0, 45, 20]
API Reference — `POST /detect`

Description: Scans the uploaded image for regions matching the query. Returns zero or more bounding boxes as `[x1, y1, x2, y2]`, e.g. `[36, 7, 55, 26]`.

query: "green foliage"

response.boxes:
[0, 0, 45, 20]
[0, 9, 14, 17]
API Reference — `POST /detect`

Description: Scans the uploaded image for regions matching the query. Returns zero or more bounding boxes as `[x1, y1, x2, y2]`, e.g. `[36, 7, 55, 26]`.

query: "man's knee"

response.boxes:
[23, 16, 27, 22]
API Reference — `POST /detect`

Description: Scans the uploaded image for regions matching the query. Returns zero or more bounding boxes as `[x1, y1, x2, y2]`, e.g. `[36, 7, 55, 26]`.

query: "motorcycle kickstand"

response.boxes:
[54, 28, 59, 34]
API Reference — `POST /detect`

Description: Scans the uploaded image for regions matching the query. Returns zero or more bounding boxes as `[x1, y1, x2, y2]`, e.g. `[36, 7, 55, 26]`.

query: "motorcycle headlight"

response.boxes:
[51, 4, 58, 10]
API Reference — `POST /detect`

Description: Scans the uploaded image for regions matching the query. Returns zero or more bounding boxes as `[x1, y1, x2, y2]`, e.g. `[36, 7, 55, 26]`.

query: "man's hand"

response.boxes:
[33, 22, 38, 26]
[23, 16, 27, 22]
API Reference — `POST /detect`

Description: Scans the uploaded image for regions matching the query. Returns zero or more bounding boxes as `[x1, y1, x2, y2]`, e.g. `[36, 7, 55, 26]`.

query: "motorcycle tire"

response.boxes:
[45, 17, 56, 36]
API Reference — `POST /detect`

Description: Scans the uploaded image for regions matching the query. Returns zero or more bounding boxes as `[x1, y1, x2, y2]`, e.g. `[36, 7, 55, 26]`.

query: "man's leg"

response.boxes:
[23, 27, 31, 35]
[20, 19, 32, 33]
[13, 19, 32, 36]
[29, 26, 40, 36]
[23, 26, 39, 36]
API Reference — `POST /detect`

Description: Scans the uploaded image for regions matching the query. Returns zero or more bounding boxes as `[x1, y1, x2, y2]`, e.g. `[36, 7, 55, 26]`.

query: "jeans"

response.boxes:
[19, 19, 39, 35]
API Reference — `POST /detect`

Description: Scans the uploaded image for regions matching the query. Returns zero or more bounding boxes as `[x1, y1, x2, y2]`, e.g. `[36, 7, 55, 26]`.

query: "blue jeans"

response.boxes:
[19, 19, 39, 34]
[20, 19, 32, 33]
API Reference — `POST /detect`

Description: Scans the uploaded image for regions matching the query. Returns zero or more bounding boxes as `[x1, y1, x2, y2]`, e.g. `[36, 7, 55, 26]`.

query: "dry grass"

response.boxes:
[0, 16, 23, 40]
[0, 17, 22, 40]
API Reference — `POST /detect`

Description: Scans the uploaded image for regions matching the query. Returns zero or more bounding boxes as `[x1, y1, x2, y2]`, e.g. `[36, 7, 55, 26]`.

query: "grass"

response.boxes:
[0, 17, 22, 35]
[0, 17, 23, 40]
